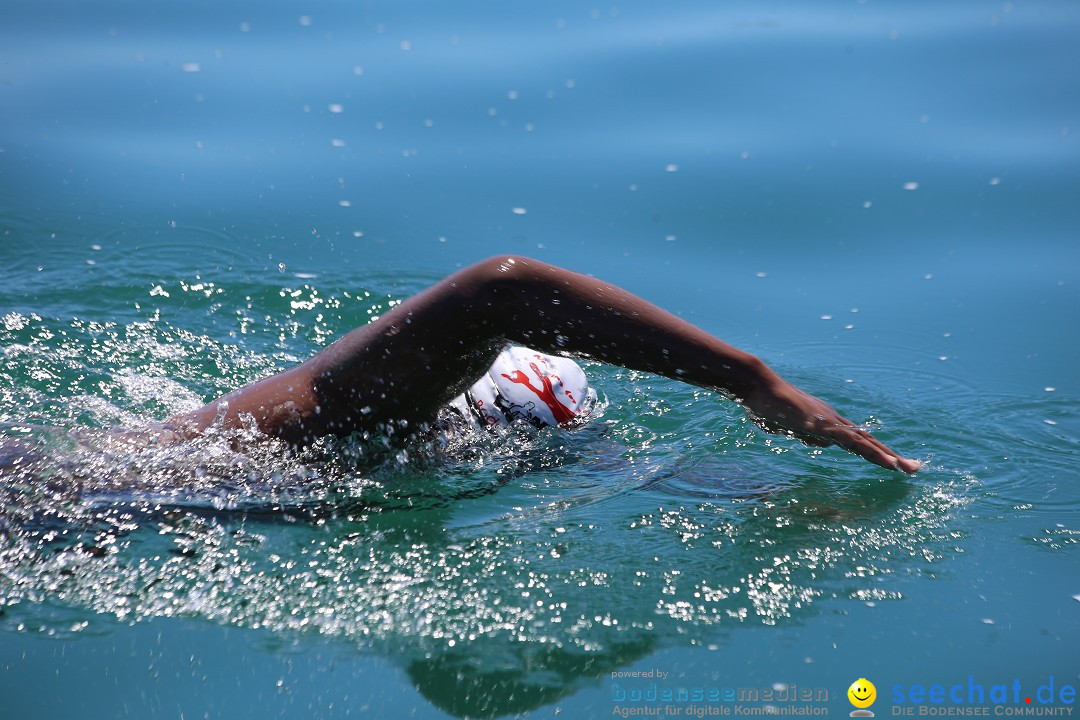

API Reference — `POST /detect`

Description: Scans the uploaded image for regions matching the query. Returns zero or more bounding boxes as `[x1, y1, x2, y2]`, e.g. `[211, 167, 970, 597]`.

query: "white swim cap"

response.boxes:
[448, 347, 596, 429]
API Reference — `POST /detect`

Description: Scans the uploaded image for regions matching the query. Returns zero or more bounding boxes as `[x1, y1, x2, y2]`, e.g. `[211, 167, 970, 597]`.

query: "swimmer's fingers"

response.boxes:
[794, 394, 921, 472]
[774, 412, 920, 472]
[765, 420, 920, 472]
[824, 423, 921, 473]
[742, 381, 919, 472]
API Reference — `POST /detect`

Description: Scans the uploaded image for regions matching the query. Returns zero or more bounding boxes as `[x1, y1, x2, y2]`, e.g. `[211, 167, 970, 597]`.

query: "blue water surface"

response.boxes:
[1, 1, 1078, 718]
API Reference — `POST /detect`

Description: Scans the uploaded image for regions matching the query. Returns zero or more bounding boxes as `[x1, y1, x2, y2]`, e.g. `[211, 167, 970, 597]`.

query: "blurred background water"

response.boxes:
[1, 1, 1078, 718]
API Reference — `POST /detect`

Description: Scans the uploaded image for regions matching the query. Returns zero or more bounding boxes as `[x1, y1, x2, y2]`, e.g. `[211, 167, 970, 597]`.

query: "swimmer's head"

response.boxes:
[449, 347, 597, 429]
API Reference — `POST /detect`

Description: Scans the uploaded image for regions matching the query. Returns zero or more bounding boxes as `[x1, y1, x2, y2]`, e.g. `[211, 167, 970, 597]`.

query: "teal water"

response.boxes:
[2, 1, 1078, 718]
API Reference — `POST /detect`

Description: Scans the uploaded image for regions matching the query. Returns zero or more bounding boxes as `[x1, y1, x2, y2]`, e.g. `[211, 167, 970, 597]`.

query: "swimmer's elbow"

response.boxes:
[443, 255, 546, 305]
[464, 254, 541, 284]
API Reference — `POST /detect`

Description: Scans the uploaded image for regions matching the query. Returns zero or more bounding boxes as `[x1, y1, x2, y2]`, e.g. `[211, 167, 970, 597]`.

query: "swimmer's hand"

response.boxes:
[742, 374, 921, 474]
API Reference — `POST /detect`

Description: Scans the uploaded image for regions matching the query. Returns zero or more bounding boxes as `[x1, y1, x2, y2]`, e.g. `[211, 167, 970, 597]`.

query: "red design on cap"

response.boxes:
[501, 362, 577, 426]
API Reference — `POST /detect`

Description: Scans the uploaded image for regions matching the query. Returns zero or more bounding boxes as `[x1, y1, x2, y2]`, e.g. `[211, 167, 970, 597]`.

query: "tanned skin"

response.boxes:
[170, 256, 920, 473]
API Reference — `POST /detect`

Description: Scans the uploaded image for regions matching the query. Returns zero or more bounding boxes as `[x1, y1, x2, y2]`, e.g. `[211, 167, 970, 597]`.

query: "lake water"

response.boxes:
[2, 1, 1078, 718]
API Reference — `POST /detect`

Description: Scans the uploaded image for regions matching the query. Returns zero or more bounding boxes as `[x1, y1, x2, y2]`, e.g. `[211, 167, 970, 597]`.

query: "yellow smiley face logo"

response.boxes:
[848, 678, 877, 709]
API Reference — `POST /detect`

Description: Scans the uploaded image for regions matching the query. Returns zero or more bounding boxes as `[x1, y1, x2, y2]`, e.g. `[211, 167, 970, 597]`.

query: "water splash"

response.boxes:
[0, 268, 1007, 716]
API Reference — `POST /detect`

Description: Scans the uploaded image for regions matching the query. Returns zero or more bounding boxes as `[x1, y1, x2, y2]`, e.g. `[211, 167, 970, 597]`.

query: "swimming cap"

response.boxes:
[447, 347, 596, 430]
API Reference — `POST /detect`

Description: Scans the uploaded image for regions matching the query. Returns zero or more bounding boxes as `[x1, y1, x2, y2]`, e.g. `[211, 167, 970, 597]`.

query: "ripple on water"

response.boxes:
[775, 339, 1080, 522]
[93, 223, 256, 276]
[952, 393, 1080, 541]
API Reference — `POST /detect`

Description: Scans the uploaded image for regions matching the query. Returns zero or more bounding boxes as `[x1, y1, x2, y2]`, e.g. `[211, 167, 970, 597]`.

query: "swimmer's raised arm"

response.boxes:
[171, 255, 920, 473]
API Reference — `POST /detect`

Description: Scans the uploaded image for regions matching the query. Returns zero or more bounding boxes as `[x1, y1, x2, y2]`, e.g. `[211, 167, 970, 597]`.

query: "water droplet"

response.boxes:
[903, 181, 919, 191]
[511, 207, 527, 215]
[328, 103, 344, 114]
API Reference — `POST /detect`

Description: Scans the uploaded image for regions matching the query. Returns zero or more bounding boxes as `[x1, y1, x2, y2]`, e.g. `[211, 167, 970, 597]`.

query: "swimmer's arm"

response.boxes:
[167, 364, 323, 442]
[170, 255, 919, 472]
[461, 257, 920, 473]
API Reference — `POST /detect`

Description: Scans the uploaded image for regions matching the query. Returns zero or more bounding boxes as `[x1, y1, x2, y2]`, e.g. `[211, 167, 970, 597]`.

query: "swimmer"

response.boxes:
[167, 255, 920, 473]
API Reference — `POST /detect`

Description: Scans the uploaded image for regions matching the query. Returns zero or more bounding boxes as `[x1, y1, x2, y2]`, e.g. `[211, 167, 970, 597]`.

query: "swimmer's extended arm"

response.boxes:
[172, 255, 920, 473]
